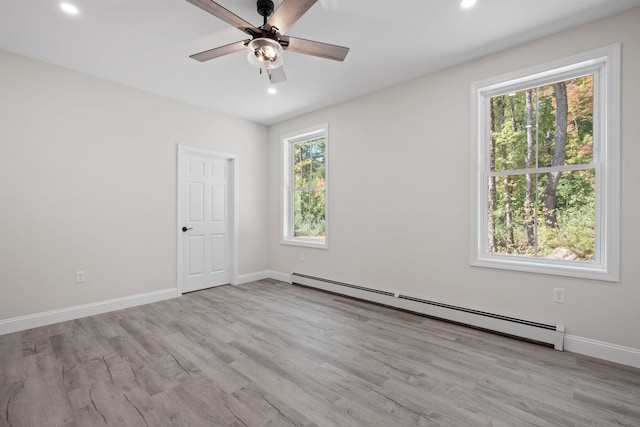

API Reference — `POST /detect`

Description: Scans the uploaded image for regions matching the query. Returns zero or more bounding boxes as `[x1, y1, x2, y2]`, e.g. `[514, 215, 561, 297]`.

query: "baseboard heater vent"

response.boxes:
[291, 272, 564, 351]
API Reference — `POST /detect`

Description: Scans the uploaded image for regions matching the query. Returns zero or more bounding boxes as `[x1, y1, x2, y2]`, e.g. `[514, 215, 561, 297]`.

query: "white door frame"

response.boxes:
[177, 144, 238, 295]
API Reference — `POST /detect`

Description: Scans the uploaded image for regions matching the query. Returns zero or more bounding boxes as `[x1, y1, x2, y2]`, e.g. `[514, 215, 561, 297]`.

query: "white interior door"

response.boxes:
[179, 147, 234, 293]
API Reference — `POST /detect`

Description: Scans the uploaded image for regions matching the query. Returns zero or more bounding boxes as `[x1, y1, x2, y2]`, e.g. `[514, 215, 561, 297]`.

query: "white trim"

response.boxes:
[236, 271, 270, 284]
[0, 270, 290, 336]
[268, 270, 292, 283]
[281, 237, 328, 249]
[0, 288, 178, 336]
[177, 144, 238, 291]
[281, 123, 329, 249]
[472, 44, 619, 95]
[230, 156, 240, 285]
[470, 44, 620, 282]
[564, 335, 640, 369]
[235, 270, 292, 285]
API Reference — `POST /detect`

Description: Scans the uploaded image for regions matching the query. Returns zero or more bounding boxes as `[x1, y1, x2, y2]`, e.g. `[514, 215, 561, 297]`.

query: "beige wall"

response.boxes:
[268, 8, 640, 349]
[0, 50, 269, 319]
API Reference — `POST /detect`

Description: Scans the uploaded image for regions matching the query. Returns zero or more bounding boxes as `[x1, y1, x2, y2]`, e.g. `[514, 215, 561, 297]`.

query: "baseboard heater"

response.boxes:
[291, 272, 564, 351]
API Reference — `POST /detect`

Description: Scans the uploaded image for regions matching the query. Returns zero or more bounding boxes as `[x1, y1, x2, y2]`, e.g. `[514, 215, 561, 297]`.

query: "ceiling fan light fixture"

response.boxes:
[247, 38, 283, 70]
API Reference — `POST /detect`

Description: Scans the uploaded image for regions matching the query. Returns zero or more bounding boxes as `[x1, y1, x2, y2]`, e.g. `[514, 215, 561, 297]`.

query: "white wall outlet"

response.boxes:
[553, 288, 565, 303]
[299, 252, 304, 262]
[76, 271, 86, 284]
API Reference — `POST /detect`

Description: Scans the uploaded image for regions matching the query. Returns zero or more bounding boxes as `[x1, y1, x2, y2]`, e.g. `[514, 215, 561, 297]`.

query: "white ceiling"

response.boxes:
[2, 0, 639, 125]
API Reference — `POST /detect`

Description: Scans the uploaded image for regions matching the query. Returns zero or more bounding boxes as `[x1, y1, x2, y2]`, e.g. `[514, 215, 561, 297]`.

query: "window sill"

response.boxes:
[471, 255, 618, 282]
[281, 238, 328, 249]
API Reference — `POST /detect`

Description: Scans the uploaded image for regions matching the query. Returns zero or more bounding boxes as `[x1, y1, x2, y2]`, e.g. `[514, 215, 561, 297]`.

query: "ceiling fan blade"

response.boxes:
[265, 0, 317, 35]
[283, 36, 349, 62]
[185, 0, 259, 36]
[189, 40, 248, 62]
[269, 66, 287, 84]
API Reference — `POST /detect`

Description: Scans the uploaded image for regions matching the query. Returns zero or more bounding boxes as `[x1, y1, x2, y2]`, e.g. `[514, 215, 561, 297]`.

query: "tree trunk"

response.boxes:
[524, 90, 535, 247]
[503, 174, 513, 249]
[544, 82, 568, 228]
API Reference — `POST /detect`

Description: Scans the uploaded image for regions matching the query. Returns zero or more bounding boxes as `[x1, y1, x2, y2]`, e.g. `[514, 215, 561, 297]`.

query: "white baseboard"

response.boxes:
[235, 270, 291, 285]
[1, 271, 291, 336]
[564, 334, 640, 369]
[0, 288, 179, 336]
[235, 271, 270, 284]
[266, 270, 292, 283]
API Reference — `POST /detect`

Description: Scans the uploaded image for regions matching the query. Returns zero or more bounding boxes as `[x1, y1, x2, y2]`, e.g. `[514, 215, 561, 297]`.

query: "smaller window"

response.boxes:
[282, 124, 328, 248]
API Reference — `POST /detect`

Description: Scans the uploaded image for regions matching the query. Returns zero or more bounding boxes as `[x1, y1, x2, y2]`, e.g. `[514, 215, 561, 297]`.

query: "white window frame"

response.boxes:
[470, 44, 620, 281]
[281, 123, 329, 249]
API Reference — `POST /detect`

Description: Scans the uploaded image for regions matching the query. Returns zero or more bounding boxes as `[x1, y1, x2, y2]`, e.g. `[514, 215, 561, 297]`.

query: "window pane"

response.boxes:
[294, 189, 325, 238]
[488, 169, 595, 260]
[310, 137, 326, 187]
[537, 77, 594, 168]
[490, 93, 529, 172]
[294, 139, 326, 189]
[294, 141, 311, 188]
[490, 75, 594, 172]
[537, 170, 595, 261]
[565, 76, 594, 166]
[489, 174, 535, 256]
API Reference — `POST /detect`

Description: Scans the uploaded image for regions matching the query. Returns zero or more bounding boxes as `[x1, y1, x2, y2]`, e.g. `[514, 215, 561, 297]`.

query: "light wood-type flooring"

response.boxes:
[1, 279, 639, 426]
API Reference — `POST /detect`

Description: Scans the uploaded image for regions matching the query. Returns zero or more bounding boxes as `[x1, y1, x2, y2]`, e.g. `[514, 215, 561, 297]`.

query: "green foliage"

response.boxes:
[293, 137, 326, 238]
[293, 189, 325, 237]
[488, 76, 595, 261]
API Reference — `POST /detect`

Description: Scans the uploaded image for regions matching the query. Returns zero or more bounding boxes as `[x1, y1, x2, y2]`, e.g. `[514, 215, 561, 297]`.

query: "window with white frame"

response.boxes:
[470, 45, 620, 281]
[282, 124, 328, 248]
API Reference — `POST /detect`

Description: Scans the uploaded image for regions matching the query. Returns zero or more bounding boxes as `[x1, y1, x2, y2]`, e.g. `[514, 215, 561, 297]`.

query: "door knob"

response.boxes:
[182, 226, 193, 232]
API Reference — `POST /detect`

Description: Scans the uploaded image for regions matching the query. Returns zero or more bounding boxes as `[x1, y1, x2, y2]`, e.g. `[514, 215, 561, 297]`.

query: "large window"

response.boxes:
[470, 45, 620, 281]
[282, 124, 328, 248]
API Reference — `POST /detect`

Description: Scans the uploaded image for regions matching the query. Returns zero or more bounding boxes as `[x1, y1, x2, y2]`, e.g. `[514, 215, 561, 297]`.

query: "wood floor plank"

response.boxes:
[229, 356, 362, 426]
[0, 332, 24, 385]
[162, 332, 251, 394]
[8, 353, 75, 426]
[1, 279, 639, 426]
[232, 383, 318, 427]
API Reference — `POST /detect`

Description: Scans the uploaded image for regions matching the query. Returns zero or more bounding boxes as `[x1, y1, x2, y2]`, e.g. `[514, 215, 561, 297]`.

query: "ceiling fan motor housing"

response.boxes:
[256, 0, 274, 18]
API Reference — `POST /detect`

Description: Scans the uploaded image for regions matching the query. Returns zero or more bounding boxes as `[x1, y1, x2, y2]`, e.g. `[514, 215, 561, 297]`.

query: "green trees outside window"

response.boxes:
[282, 124, 328, 248]
[292, 137, 326, 238]
[488, 76, 595, 261]
[472, 45, 619, 280]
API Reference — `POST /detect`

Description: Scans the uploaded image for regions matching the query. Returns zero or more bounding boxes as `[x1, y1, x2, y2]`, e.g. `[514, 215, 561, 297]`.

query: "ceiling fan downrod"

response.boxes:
[256, 0, 274, 25]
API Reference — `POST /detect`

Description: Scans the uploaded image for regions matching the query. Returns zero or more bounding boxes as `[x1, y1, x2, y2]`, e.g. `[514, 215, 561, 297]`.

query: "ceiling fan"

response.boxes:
[185, 0, 350, 84]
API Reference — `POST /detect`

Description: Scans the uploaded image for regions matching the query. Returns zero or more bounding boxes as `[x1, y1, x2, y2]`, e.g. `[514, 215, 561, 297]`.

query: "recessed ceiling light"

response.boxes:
[267, 87, 277, 95]
[60, 2, 79, 15]
[460, 0, 476, 9]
